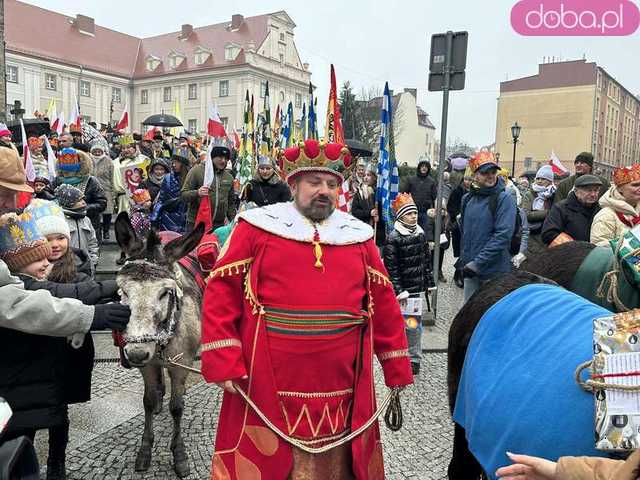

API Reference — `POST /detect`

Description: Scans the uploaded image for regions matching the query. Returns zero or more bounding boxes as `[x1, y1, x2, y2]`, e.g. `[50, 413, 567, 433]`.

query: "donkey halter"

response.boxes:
[121, 259, 184, 348]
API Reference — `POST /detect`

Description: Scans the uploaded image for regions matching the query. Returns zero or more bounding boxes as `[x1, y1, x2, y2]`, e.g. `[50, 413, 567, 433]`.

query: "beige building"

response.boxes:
[4, 0, 311, 134]
[495, 59, 640, 177]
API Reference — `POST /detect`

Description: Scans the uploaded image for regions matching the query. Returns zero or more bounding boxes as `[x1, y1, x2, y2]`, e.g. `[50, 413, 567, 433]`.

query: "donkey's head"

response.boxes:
[115, 212, 204, 367]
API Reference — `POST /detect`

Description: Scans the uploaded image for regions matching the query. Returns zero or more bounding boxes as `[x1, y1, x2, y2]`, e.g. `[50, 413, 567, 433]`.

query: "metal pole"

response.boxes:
[511, 139, 517, 176]
[0, 0, 6, 122]
[431, 31, 453, 322]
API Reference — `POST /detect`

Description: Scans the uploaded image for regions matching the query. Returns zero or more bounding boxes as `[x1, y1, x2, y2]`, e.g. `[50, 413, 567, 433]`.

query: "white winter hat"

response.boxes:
[535, 165, 555, 182]
[24, 199, 71, 239]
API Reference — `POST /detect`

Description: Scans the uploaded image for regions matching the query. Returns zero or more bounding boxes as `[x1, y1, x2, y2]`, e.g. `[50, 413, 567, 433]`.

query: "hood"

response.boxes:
[599, 186, 639, 216]
[72, 247, 92, 275]
[417, 160, 431, 177]
[57, 149, 92, 178]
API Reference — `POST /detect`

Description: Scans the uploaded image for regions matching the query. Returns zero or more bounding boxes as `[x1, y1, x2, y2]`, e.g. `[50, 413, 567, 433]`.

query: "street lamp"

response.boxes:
[511, 122, 521, 176]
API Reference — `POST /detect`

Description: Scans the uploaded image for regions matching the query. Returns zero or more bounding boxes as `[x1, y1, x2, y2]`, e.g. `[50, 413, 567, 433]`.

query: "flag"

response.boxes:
[549, 150, 569, 175]
[308, 82, 318, 140]
[20, 119, 35, 182]
[43, 136, 57, 181]
[376, 82, 399, 234]
[337, 179, 353, 212]
[115, 100, 129, 131]
[282, 102, 294, 147]
[195, 141, 215, 231]
[207, 103, 227, 138]
[54, 110, 64, 135]
[235, 91, 253, 191]
[324, 64, 344, 144]
[300, 103, 307, 142]
[46, 99, 57, 128]
[68, 95, 80, 130]
[261, 81, 272, 152]
[171, 98, 184, 137]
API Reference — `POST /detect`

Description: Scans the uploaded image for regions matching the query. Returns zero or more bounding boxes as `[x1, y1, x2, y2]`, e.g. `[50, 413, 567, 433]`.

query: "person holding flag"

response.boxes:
[181, 142, 236, 233]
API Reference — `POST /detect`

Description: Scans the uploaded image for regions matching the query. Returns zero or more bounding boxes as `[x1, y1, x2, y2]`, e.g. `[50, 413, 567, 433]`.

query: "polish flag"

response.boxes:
[232, 126, 240, 150]
[115, 101, 129, 131]
[143, 126, 161, 141]
[68, 95, 81, 130]
[549, 150, 569, 175]
[207, 103, 227, 138]
[20, 119, 35, 182]
[53, 111, 65, 135]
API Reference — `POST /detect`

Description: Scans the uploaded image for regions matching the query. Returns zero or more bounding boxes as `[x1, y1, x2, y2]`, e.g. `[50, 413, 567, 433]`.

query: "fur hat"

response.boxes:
[24, 199, 71, 239]
[54, 184, 84, 209]
[0, 212, 52, 271]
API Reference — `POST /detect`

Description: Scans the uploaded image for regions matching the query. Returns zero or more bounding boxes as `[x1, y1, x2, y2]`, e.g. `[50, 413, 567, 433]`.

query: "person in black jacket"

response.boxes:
[351, 165, 385, 246]
[242, 155, 291, 207]
[383, 193, 433, 376]
[401, 159, 437, 233]
[447, 174, 472, 287]
[541, 174, 602, 246]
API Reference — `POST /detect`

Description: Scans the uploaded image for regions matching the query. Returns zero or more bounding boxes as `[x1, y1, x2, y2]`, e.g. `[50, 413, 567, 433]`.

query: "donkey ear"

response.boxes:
[115, 211, 143, 256]
[163, 223, 206, 264]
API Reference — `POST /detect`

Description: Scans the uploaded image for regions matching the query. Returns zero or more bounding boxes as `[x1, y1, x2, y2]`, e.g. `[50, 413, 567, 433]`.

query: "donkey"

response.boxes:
[115, 212, 205, 478]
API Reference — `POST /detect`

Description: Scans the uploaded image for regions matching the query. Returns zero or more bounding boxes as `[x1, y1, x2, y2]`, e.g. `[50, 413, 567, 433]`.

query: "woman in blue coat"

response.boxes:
[150, 154, 191, 233]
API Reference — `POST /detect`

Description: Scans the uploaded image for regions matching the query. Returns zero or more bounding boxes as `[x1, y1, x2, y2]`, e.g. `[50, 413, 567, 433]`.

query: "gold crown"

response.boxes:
[118, 134, 135, 146]
[131, 189, 150, 204]
[392, 192, 415, 214]
[469, 150, 498, 173]
[279, 139, 351, 179]
[613, 164, 640, 187]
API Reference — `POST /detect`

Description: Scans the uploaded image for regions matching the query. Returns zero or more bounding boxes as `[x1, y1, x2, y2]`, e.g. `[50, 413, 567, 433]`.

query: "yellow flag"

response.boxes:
[171, 98, 184, 137]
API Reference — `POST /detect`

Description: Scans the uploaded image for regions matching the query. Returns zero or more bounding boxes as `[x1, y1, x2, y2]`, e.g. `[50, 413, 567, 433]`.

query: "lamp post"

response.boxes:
[511, 121, 521, 176]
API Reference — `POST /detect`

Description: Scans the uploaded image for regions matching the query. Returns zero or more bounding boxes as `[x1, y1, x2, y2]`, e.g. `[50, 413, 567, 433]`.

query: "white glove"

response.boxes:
[512, 252, 526, 268]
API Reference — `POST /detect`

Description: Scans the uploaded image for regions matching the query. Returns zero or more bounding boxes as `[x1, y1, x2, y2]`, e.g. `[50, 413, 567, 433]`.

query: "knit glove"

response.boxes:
[511, 252, 527, 268]
[91, 303, 131, 331]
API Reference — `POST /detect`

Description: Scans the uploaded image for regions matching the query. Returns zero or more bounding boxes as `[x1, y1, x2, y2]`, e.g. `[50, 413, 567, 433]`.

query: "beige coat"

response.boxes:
[591, 186, 640, 246]
[557, 448, 640, 479]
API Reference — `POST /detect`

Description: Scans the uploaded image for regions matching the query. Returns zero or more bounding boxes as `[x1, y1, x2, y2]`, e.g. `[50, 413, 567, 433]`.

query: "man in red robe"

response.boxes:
[201, 139, 413, 479]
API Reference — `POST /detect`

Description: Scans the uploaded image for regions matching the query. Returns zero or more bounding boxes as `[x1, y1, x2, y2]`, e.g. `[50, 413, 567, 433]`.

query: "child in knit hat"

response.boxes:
[382, 193, 433, 376]
[54, 184, 99, 266]
[0, 212, 53, 279]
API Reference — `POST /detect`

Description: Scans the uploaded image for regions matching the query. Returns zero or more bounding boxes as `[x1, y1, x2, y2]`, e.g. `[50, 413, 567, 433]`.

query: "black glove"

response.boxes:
[462, 265, 477, 279]
[91, 303, 131, 331]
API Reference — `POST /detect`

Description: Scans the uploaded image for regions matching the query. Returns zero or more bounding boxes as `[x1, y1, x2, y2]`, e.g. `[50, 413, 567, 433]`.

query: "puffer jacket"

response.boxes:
[460, 178, 517, 280]
[555, 448, 640, 480]
[383, 223, 432, 296]
[401, 160, 437, 212]
[591, 186, 640, 246]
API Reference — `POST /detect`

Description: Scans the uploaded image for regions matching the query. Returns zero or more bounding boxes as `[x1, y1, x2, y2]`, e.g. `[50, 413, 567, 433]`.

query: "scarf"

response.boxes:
[395, 219, 422, 235]
[60, 176, 87, 187]
[62, 206, 88, 220]
[532, 183, 556, 210]
[615, 211, 640, 228]
[148, 172, 166, 187]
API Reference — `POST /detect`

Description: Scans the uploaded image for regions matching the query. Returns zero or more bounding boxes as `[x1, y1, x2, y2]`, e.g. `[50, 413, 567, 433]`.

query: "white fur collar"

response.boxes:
[239, 202, 373, 245]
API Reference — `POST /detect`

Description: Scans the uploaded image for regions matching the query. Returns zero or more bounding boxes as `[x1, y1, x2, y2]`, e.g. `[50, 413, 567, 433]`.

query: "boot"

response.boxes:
[102, 214, 112, 240]
[116, 251, 127, 266]
[47, 420, 69, 480]
[438, 271, 447, 283]
[454, 268, 464, 288]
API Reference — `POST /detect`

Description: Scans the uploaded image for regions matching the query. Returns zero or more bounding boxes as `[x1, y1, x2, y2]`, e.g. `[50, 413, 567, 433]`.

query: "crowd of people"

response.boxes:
[1, 113, 637, 479]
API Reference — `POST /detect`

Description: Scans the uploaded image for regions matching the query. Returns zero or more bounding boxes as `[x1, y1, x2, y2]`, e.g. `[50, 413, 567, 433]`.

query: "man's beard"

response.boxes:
[295, 196, 335, 222]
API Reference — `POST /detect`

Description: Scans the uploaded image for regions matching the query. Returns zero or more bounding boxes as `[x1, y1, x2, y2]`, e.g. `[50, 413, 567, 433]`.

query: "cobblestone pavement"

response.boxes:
[48, 251, 464, 479]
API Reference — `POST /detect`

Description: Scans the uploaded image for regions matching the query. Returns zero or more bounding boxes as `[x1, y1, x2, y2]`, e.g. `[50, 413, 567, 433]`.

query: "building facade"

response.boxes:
[4, 0, 311, 134]
[495, 59, 640, 177]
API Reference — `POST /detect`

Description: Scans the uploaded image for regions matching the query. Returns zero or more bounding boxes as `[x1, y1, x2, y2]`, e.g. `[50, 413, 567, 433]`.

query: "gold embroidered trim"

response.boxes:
[294, 430, 350, 445]
[243, 264, 264, 315]
[368, 267, 390, 286]
[210, 257, 254, 279]
[202, 338, 242, 352]
[280, 400, 352, 438]
[378, 349, 409, 361]
[278, 388, 353, 399]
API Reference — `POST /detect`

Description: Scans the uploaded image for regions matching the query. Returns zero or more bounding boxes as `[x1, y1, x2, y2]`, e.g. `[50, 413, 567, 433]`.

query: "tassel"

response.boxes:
[312, 228, 323, 269]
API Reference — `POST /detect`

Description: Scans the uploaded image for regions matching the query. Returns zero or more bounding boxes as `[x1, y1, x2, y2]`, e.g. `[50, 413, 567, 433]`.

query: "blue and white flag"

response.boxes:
[376, 82, 399, 233]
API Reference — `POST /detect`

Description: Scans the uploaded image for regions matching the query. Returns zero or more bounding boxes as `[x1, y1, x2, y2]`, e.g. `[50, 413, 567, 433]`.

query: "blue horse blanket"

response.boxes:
[453, 284, 611, 478]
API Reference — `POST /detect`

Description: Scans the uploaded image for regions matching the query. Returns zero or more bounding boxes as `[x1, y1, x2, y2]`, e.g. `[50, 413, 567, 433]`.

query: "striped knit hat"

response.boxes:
[392, 193, 418, 219]
[0, 212, 52, 271]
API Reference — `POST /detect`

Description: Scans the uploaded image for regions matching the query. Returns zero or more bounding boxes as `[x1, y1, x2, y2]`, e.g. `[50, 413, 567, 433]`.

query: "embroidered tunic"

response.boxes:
[201, 202, 412, 479]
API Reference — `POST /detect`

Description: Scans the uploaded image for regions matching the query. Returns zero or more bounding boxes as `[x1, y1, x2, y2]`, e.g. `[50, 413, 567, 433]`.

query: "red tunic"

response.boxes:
[201, 207, 412, 480]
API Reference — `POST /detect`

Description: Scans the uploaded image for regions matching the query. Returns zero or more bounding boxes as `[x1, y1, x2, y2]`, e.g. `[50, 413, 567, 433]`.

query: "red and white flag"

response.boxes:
[115, 101, 129, 131]
[337, 178, 353, 212]
[549, 150, 569, 175]
[19, 119, 35, 182]
[51, 110, 65, 135]
[207, 103, 227, 138]
[68, 95, 81, 130]
[232, 125, 240, 150]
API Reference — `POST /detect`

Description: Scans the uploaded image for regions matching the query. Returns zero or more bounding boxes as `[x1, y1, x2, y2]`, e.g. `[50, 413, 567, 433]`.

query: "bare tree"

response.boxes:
[352, 86, 403, 155]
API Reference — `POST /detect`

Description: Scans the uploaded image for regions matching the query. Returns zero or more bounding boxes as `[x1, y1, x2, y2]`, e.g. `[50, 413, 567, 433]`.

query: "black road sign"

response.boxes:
[428, 31, 468, 92]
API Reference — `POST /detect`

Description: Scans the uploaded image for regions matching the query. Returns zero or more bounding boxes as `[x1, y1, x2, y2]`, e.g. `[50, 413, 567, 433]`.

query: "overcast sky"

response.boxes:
[27, 0, 640, 151]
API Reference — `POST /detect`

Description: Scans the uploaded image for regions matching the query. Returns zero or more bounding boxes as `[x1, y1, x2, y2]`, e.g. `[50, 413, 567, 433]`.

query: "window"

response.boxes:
[295, 93, 302, 108]
[45, 73, 57, 91]
[6, 104, 15, 121]
[279, 53, 284, 65]
[6, 65, 17, 83]
[164, 87, 172, 102]
[260, 82, 267, 98]
[219, 80, 229, 97]
[279, 32, 285, 42]
[188, 119, 197, 133]
[80, 80, 91, 97]
[524, 157, 532, 169]
[279, 91, 285, 102]
[188, 83, 198, 100]
[141, 89, 148, 104]
[112, 87, 122, 104]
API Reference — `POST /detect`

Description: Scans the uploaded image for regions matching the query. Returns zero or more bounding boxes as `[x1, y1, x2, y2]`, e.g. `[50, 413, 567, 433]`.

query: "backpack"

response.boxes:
[461, 191, 522, 256]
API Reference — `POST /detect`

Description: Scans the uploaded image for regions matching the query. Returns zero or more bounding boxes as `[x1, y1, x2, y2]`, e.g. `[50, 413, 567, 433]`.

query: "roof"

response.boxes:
[500, 59, 597, 93]
[6, 0, 276, 79]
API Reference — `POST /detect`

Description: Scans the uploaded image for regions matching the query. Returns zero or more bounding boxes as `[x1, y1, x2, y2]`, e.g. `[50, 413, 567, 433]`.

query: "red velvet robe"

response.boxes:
[201, 204, 413, 480]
